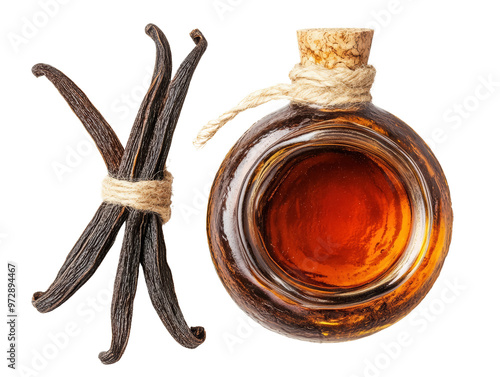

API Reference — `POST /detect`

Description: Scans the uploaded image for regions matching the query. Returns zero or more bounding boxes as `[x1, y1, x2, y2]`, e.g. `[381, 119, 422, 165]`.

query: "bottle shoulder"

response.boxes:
[238, 102, 413, 143]
[229, 102, 428, 166]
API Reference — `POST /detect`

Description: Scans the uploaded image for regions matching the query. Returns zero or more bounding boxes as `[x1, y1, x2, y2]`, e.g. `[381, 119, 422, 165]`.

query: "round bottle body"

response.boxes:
[207, 102, 452, 341]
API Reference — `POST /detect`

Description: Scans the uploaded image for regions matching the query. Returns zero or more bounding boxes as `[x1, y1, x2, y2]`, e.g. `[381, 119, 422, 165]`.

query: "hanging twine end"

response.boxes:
[194, 28, 376, 147]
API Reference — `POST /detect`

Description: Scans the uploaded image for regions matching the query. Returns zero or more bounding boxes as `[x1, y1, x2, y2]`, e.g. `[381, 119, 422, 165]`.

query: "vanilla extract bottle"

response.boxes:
[200, 28, 453, 341]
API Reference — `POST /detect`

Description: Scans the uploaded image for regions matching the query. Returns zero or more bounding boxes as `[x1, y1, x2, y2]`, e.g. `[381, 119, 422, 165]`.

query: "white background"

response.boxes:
[1, 0, 499, 376]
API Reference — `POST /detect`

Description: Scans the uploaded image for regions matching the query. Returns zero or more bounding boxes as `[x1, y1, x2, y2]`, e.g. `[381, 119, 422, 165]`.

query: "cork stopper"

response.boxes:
[297, 28, 374, 70]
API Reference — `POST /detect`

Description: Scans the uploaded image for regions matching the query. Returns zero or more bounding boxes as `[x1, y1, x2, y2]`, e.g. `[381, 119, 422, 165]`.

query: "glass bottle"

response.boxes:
[207, 28, 453, 341]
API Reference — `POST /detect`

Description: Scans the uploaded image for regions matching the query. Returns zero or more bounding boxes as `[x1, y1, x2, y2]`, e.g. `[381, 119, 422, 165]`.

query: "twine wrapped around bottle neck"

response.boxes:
[194, 28, 376, 148]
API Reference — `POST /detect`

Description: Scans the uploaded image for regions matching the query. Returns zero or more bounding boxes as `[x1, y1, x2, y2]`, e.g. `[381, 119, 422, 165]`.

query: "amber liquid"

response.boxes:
[259, 147, 413, 289]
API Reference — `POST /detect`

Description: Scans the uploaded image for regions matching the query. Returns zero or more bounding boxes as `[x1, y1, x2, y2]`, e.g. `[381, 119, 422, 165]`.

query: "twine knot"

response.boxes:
[102, 170, 173, 224]
[194, 63, 376, 147]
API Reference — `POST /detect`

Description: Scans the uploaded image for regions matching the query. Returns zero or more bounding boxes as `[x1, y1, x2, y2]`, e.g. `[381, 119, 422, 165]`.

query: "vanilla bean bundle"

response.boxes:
[32, 24, 207, 364]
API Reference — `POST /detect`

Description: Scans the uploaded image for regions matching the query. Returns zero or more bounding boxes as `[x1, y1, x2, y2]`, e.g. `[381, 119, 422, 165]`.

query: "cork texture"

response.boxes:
[297, 28, 374, 69]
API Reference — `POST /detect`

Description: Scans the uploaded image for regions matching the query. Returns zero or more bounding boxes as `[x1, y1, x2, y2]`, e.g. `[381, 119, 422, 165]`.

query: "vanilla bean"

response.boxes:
[32, 23, 207, 363]
[119, 24, 172, 180]
[99, 210, 145, 364]
[141, 214, 206, 348]
[32, 64, 124, 175]
[32, 203, 127, 313]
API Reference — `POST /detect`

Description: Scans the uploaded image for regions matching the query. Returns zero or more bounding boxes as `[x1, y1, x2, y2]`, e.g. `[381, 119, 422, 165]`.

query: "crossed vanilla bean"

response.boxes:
[31, 24, 207, 364]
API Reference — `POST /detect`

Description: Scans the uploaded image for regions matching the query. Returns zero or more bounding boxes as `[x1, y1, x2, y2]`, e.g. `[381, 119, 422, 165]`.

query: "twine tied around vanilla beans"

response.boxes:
[102, 170, 173, 224]
[194, 63, 376, 148]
